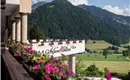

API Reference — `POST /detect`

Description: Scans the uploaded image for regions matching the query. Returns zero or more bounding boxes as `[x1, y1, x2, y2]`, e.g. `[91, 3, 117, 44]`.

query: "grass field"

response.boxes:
[120, 41, 130, 47]
[82, 40, 130, 73]
[83, 61, 130, 73]
[77, 53, 130, 73]
[86, 40, 127, 51]
[86, 40, 112, 50]
[77, 53, 129, 61]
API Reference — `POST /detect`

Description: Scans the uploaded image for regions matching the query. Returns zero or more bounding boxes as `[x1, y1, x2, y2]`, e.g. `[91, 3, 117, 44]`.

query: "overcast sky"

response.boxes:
[32, 0, 130, 16]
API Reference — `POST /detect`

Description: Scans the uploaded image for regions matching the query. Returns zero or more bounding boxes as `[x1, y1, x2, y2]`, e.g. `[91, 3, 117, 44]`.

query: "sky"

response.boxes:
[32, 0, 130, 16]
[88, 0, 130, 16]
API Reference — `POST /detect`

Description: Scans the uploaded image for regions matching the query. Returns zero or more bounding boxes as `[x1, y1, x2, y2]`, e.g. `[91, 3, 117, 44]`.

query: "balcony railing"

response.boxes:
[1, 49, 34, 80]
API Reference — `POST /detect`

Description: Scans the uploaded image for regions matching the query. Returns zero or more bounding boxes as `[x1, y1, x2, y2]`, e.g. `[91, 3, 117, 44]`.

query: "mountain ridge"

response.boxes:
[29, 0, 129, 45]
[79, 5, 130, 39]
[32, 1, 48, 10]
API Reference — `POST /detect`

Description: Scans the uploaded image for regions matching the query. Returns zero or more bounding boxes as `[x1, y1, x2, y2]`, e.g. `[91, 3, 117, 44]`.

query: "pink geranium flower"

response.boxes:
[49, 63, 53, 67]
[63, 75, 67, 78]
[45, 63, 53, 74]
[45, 68, 50, 74]
[54, 57, 59, 62]
[26, 56, 30, 60]
[28, 46, 32, 53]
[52, 67, 59, 73]
[61, 64, 65, 68]
[61, 53, 65, 57]
[67, 70, 74, 75]
[16, 52, 21, 57]
[29, 50, 32, 53]
[28, 46, 32, 50]
[33, 65, 39, 70]
[22, 48, 25, 52]
[107, 72, 112, 80]
[37, 59, 44, 64]
[60, 71, 64, 76]
[64, 61, 68, 65]
[18, 44, 21, 48]
[45, 75, 50, 80]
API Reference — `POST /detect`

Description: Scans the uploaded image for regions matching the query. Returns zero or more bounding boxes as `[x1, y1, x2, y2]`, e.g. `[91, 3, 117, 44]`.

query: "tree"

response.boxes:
[76, 56, 85, 75]
[128, 46, 130, 50]
[28, 24, 46, 40]
[103, 49, 109, 59]
[122, 50, 130, 57]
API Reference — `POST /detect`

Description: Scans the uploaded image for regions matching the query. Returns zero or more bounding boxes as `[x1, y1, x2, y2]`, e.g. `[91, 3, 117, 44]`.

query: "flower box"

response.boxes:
[8, 43, 74, 80]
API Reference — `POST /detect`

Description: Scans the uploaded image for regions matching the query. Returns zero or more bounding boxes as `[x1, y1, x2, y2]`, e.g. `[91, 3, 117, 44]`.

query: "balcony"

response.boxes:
[1, 49, 34, 80]
[1, 0, 32, 79]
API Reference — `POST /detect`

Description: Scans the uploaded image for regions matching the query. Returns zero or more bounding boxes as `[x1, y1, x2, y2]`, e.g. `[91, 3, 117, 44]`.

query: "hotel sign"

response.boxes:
[32, 40, 85, 57]
[43, 45, 76, 56]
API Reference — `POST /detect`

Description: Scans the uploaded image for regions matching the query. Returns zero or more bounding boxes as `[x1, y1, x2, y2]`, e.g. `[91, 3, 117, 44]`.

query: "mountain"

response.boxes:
[28, 0, 126, 45]
[79, 5, 130, 43]
[32, 1, 48, 10]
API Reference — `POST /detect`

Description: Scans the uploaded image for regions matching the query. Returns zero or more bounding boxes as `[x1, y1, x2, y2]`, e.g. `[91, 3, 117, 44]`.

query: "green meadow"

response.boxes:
[77, 53, 130, 73]
[86, 40, 112, 50]
[84, 61, 130, 73]
[86, 40, 127, 51]
[77, 40, 130, 73]
[77, 53, 129, 61]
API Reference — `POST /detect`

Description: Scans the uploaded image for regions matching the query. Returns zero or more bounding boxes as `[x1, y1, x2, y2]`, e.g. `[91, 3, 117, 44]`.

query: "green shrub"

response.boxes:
[76, 56, 85, 76]
[84, 64, 103, 76]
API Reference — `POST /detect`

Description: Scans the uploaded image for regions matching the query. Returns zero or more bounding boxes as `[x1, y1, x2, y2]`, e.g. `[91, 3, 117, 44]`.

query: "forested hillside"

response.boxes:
[28, 0, 129, 45]
[79, 5, 130, 44]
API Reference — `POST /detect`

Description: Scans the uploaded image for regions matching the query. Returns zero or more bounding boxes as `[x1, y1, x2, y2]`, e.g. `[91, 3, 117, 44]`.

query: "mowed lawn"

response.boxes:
[77, 53, 130, 73]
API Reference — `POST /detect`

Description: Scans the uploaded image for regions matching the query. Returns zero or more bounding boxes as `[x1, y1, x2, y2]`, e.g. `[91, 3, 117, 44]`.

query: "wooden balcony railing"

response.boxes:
[1, 49, 34, 80]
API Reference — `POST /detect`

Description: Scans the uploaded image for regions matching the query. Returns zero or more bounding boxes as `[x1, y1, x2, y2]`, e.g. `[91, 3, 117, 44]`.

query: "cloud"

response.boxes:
[104, 5, 130, 16]
[68, 0, 88, 6]
[32, 0, 53, 4]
